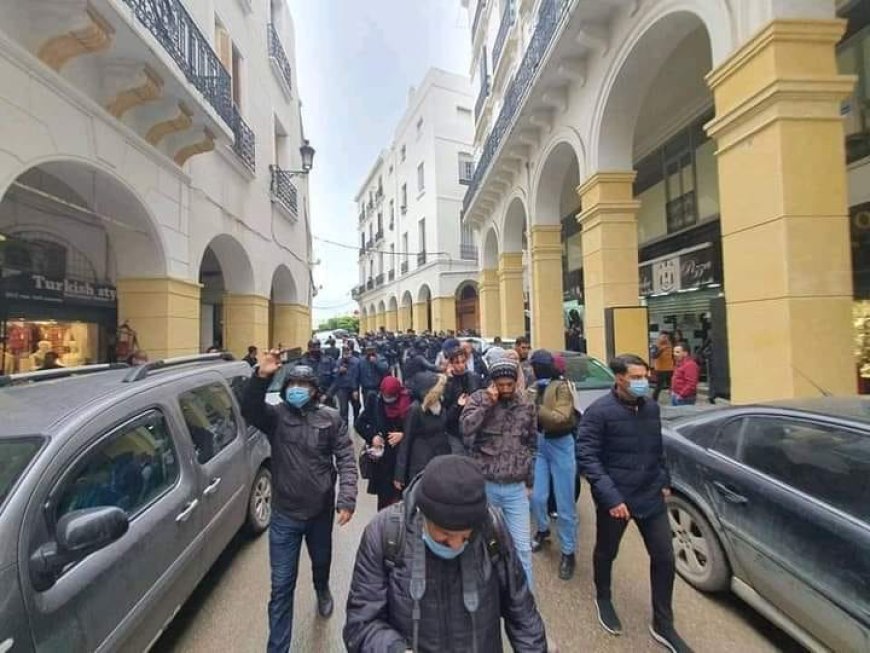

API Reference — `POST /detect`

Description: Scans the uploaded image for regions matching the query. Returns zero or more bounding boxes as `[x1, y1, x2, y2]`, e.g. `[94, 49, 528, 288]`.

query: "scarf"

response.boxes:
[384, 389, 412, 421]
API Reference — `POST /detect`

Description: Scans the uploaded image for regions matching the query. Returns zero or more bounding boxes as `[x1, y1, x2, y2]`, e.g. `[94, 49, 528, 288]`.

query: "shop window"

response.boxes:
[55, 410, 180, 521]
[178, 383, 239, 465]
[839, 24, 870, 163]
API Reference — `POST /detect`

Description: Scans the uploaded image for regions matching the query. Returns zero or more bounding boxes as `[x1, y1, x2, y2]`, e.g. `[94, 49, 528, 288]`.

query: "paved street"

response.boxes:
[153, 469, 804, 653]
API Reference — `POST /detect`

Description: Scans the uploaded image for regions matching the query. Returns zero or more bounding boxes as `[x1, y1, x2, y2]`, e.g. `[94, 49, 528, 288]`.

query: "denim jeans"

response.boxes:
[671, 395, 697, 406]
[531, 434, 577, 555]
[267, 508, 333, 653]
[485, 481, 533, 589]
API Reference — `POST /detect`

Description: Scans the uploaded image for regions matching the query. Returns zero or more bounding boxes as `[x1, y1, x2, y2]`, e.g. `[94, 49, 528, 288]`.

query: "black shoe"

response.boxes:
[530, 530, 550, 553]
[558, 553, 575, 581]
[649, 624, 693, 653]
[316, 588, 334, 618]
[595, 598, 623, 636]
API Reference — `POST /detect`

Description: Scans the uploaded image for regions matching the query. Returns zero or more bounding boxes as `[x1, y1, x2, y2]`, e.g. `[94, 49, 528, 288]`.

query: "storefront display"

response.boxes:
[854, 301, 870, 393]
[0, 319, 99, 374]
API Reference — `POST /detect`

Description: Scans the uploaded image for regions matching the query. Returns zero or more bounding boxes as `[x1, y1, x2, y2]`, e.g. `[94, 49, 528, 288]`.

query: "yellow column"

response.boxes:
[413, 301, 430, 332]
[706, 19, 855, 402]
[498, 252, 525, 340]
[478, 268, 501, 339]
[529, 225, 565, 350]
[375, 311, 385, 331]
[224, 294, 270, 358]
[578, 172, 643, 360]
[430, 296, 457, 333]
[117, 278, 200, 359]
[398, 305, 412, 332]
[385, 308, 398, 332]
[273, 302, 309, 350]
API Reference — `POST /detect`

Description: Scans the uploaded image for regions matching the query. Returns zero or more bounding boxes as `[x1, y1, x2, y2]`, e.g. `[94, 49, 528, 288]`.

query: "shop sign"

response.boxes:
[2, 271, 116, 306]
[639, 245, 716, 296]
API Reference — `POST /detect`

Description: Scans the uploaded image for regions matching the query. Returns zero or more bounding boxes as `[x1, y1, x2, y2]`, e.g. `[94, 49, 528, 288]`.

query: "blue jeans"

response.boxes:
[671, 395, 697, 406]
[485, 481, 533, 589]
[531, 434, 577, 555]
[267, 508, 333, 653]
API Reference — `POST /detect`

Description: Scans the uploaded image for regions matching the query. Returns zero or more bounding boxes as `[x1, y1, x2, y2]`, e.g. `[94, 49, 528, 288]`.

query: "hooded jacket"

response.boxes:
[343, 477, 548, 653]
[242, 375, 357, 519]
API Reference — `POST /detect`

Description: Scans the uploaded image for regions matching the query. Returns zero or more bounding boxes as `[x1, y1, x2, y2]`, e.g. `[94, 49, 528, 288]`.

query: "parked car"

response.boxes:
[555, 350, 615, 413]
[0, 355, 272, 653]
[662, 398, 870, 652]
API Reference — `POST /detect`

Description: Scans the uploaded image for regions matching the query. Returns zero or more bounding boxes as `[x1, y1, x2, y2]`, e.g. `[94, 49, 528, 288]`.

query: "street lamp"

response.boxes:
[300, 139, 315, 173]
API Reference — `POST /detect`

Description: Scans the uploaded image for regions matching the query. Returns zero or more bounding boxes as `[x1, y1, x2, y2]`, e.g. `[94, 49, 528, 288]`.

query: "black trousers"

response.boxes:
[593, 508, 675, 628]
[653, 371, 673, 401]
[336, 388, 355, 424]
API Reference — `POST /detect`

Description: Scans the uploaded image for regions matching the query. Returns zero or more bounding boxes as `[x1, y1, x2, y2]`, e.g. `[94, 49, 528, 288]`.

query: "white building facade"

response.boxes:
[355, 69, 480, 335]
[0, 0, 313, 373]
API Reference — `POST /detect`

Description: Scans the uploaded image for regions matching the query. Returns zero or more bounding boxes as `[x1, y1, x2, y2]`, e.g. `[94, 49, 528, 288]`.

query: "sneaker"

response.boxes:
[530, 530, 551, 553]
[316, 588, 334, 618]
[595, 598, 623, 636]
[558, 553, 575, 581]
[649, 623, 694, 653]
[549, 511, 559, 520]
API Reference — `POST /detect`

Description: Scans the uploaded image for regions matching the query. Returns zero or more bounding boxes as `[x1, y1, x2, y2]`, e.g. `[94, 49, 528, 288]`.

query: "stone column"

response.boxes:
[273, 302, 309, 350]
[430, 296, 457, 333]
[706, 19, 855, 401]
[478, 268, 501, 339]
[577, 172, 643, 360]
[385, 308, 398, 332]
[224, 294, 270, 358]
[413, 301, 431, 332]
[498, 252, 525, 339]
[529, 225, 565, 349]
[117, 277, 200, 359]
[398, 304, 412, 332]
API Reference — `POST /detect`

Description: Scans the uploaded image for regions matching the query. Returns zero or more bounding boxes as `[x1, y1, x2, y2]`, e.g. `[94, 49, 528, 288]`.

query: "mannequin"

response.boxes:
[30, 340, 52, 369]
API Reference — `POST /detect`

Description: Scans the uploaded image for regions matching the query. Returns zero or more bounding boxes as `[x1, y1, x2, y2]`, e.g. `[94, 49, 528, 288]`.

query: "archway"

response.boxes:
[0, 161, 168, 370]
[270, 264, 302, 350]
[198, 234, 256, 355]
[416, 284, 433, 333]
[386, 295, 399, 332]
[376, 300, 386, 332]
[499, 197, 529, 339]
[455, 281, 480, 334]
[400, 290, 414, 332]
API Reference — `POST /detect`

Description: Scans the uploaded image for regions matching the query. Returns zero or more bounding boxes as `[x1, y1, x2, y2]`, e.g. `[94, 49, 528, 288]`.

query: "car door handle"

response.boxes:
[713, 481, 748, 505]
[176, 499, 199, 523]
[203, 477, 222, 497]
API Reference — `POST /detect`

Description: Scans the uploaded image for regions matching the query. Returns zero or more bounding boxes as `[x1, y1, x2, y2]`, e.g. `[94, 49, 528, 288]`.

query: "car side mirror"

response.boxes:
[30, 506, 129, 591]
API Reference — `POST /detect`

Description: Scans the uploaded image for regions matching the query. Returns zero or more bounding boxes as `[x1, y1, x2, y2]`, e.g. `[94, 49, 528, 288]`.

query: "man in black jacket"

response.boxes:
[443, 344, 480, 454]
[243, 353, 357, 653]
[343, 455, 550, 653]
[577, 354, 692, 653]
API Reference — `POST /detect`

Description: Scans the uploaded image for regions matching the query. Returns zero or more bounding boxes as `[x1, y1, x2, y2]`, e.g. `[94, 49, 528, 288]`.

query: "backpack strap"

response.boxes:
[382, 502, 406, 570]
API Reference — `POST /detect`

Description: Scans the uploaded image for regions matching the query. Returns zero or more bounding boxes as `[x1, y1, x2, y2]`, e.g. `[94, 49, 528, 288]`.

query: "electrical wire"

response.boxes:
[313, 235, 455, 259]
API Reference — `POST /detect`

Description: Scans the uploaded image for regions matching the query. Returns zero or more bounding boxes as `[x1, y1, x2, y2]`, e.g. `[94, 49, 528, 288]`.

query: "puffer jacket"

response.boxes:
[343, 477, 548, 653]
[359, 355, 390, 391]
[242, 375, 357, 519]
[576, 389, 670, 519]
[527, 378, 576, 437]
[395, 375, 450, 485]
[460, 390, 537, 487]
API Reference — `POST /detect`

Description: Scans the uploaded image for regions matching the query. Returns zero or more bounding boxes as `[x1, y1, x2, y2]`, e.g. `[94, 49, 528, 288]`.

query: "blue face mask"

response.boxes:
[629, 378, 650, 398]
[284, 386, 311, 408]
[422, 525, 467, 560]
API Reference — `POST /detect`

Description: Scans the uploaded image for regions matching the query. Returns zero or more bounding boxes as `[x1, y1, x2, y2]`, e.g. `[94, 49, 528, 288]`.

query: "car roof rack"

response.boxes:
[0, 363, 130, 388]
[122, 352, 236, 383]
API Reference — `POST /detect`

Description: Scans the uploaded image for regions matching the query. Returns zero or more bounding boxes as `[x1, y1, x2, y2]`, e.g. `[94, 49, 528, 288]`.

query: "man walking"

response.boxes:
[514, 335, 534, 386]
[528, 350, 578, 581]
[577, 354, 692, 653]
[330, 344, 361, 425]
[343, 455, 550, 652]
[242, 355, 357, 653]
[670, 343, 700, 406]
[443, 343, 480, 455]
[300, 339, 338, 406]
[359, 344, 390, 404]
[460, 359, 537, 588]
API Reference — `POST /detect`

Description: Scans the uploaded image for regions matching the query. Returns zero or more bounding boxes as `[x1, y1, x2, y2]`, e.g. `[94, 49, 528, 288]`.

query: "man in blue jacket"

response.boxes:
[359, 344, 390, 403]
[577, 354, 692, 653]
[329, 344, 361, 426]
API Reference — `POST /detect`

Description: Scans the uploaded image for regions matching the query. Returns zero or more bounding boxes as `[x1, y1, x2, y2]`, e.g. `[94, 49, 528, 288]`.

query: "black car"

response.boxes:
[662, 398, 870, 652]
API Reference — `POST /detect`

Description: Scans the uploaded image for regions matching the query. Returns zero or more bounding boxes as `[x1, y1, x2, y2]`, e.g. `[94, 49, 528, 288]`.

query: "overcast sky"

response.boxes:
[288, 0, 471, 325]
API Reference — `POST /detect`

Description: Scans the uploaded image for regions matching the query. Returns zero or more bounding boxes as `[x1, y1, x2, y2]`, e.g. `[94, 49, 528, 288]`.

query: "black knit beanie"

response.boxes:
[417, 455, 488, 531]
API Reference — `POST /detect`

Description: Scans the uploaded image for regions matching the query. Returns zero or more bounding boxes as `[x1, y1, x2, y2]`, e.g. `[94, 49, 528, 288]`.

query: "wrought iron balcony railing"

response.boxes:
[366, 238, 374, 249]
[471, 0, 487, 41]
[388, 269, 395, 281]
[401, 261, 409, 274]
[375, 273, 385, 287]
[267, 23, 293, 93]
[366, 278, 374, 290]
[124, 0, 233, 127]
[358, 246, 365, 257]
[375, 229, 384, 241]
[461, 244, 479, 260]
[493, 0, 516, 69]
[231, 104, 255, 172]
[417, 251, 427, 266]
[475, 75, 491, 122]
[464, 0, 572, 214]
[269, 165, 298, 217]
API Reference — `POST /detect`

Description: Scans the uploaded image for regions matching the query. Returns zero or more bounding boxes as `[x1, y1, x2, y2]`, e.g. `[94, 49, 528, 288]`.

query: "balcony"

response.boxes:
[267, 23, 293, 96]
[388, 269, 395, 281]
[417, 251, 427, 266]
[400, 204, 408, 215]
[464, 0, 572, 216]
[461, 244, 479, 261]
[475, 75, 491, 123]
[366, 238, 374, 249]
[493, 0, 517, 69]
[459, 160, 475, 185]
[366, 278, 374, 291]
[358, 246, 365, 257]
[375, 229, 384, 241]
[471, 0, 487, 42]
[231, 105, 255, 172]
[269, 165, 298, 218]
[401, 261, 409, 274]
[375, 273, 385, 287]
[359, 209, 366, 223]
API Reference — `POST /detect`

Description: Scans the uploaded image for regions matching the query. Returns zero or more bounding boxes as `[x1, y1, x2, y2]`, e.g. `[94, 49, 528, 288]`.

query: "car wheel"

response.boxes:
[666, 494, 729, 592]
[246, 466, 272, 536]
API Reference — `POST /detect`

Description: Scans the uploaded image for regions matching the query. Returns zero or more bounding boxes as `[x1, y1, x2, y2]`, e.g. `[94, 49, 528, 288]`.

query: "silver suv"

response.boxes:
[0, 354, 272, 652]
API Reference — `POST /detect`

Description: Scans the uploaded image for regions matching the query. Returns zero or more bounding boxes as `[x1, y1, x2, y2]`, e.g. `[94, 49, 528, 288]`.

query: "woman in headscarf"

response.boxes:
[356, 376, 412, 510]
[393, 371, 450, 492]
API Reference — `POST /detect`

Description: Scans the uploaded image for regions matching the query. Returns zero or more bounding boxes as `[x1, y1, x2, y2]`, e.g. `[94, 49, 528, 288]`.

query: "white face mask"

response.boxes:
[428, 400, 442, 415]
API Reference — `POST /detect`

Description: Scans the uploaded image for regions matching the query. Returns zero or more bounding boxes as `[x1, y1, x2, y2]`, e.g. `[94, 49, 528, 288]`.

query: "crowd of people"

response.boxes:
[239, 325, 694, 653]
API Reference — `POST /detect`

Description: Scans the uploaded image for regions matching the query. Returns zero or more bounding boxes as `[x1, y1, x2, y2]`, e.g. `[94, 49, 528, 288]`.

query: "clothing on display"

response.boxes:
[0, 319, 98, 374]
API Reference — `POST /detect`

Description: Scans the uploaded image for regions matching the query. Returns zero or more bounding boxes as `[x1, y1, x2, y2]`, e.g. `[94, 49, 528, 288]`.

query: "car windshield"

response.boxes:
[564, 355, 615, 390]
[0, 437, 44, 507]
